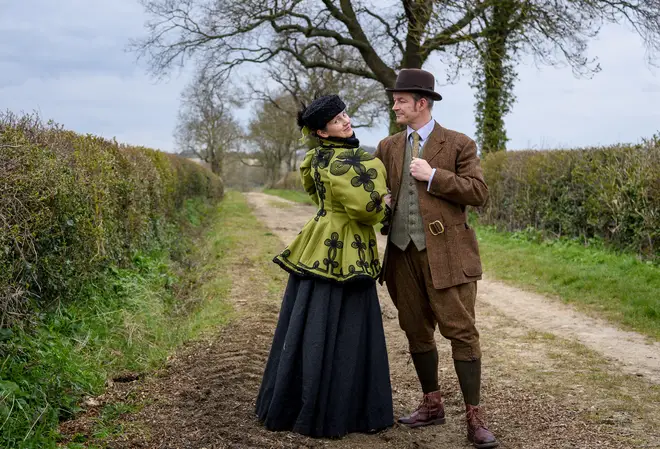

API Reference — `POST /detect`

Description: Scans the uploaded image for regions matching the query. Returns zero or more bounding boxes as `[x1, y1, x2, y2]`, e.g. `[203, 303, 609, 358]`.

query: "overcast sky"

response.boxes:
[2, 0, 659, 152]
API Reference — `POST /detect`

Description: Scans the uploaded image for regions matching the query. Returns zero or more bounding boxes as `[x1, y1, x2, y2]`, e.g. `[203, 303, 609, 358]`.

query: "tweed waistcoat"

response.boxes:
[390, 137, 426, 251]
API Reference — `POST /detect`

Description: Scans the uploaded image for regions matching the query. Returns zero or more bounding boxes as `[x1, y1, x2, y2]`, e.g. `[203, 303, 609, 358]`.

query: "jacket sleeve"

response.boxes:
[299, 150, 319, 206]
[329, 148, 388, 226]
[373, 141, 391, 234]
[428, 138, 489, 206]
[373, 141, 390, 190]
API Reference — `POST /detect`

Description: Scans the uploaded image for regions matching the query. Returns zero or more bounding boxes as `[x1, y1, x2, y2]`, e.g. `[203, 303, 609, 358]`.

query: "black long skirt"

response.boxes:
[255, 273, 394, 438]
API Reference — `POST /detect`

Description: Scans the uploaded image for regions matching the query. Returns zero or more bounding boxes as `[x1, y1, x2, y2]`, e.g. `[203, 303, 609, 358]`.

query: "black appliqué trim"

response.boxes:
[351, 234, 370, 273]
[366, 191, 384, 213]
[330, 148, 375, 176]
[368, 238, 380, 273]
[323, 232, 343, 271]
[273, 256, 377, 285]
[350, 165, 378, 192]
[312, 148, 333, 222]
[330, 148, 379, 194]
[274, 232, 382, 282]
[312, 148, 334, 169]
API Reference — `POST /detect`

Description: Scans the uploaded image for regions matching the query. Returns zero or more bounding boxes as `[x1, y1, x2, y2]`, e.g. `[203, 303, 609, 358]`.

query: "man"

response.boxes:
[375, 68, 498, 449]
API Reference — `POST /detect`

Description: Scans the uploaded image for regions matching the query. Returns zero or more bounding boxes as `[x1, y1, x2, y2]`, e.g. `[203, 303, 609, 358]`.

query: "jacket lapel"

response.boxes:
[422, 123, 447, 164]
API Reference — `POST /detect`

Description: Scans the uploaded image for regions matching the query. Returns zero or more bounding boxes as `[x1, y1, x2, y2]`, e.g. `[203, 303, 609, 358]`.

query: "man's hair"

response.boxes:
[412, 93, 434, 111]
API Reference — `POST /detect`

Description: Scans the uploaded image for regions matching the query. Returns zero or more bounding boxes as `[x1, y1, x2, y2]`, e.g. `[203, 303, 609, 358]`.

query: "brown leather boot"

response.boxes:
[466, 404, 498, 448]
[398, 391, 445, 428]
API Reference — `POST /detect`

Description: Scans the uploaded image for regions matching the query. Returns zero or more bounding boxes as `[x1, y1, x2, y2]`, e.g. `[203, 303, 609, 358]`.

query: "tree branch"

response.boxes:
[420, 2, 491, 60]
[361, 8, 405, 56]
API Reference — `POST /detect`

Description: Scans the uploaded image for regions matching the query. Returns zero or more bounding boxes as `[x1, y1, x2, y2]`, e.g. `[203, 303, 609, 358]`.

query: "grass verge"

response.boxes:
[263, 188, 314, 205]
[476, 226, 660, 340]
[0, 197, 234, 448]
[58, 191, 288, 448]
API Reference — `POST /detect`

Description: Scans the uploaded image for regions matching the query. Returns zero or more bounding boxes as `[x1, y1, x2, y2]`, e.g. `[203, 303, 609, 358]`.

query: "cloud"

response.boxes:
[361, 22, 660, 149]
[0, 0, 191, 152]
[1, 1, 658, 153]
[0, 0, 145, 83]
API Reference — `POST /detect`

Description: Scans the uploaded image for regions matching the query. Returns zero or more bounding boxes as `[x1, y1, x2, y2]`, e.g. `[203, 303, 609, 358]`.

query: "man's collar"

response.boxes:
[407, 118, 436, 141]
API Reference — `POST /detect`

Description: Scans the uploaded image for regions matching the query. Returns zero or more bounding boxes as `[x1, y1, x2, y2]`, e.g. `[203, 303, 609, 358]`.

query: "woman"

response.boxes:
[255, 95, 393, 438]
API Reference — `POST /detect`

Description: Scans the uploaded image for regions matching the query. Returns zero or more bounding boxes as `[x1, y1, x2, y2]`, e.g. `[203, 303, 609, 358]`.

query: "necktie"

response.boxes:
[411, 131, 421, 159]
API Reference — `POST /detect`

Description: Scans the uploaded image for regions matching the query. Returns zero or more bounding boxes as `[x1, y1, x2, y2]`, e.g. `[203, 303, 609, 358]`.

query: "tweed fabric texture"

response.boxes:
[383, 243, 481, 360]
[389, 137, 426, 251]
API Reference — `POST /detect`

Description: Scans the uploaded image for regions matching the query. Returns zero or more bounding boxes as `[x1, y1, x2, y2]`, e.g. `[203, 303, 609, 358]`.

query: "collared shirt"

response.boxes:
[407, 119, 437, 191]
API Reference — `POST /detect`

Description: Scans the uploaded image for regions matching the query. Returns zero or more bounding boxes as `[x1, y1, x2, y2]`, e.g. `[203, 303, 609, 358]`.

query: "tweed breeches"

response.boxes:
[384, 243, 481, 361]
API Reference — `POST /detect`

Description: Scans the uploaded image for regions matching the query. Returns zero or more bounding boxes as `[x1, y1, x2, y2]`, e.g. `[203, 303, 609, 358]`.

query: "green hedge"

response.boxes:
[0, 112, 223, 324]
[480, 136, 660, 258]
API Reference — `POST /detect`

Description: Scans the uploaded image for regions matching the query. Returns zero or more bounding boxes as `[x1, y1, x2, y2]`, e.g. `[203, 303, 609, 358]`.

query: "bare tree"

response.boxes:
[247, 94, 300, 184]
[174, 73, 242, 175]
[248, 48, 385, 132]
[243, 48, 387, 180]
[132, 0, 495, 134]
[136, 0, 660, 141]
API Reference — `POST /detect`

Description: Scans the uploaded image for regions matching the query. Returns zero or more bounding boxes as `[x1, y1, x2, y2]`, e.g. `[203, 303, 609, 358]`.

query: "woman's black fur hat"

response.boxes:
[296, 95, 346, 131]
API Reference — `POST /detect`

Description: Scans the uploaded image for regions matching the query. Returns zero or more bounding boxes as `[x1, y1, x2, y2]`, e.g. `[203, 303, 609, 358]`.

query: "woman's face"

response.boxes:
[317, 111, 353, 139]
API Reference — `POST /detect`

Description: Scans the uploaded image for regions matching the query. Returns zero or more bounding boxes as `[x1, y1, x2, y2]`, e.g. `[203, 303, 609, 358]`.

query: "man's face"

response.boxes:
[392, 93, 423, 126]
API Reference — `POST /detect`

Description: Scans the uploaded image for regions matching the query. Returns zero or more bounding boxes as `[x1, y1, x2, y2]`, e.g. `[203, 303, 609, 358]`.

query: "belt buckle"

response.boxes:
[429, 220, 444, 236]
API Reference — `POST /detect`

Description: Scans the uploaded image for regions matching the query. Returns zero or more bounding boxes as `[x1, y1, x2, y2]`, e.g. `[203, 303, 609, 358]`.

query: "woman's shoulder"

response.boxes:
[300, 146, 318, 168]
[327, 147, 383, 176]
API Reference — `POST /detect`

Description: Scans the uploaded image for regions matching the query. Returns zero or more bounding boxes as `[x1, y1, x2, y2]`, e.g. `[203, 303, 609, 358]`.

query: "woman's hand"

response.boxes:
[384, 193, 392, 207]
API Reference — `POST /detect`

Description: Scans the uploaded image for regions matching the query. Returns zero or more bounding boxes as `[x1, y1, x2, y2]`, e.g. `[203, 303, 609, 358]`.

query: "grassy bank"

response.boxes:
[0, 197, 236, 448]
[261, 189, 660, 340]
[59, 191, 288, 448]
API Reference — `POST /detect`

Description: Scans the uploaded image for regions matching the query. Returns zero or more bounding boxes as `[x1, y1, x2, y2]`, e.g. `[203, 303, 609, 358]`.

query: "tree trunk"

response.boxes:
[287, 142, 297, 172]
[382, 0, 429, 136]
[267, 163, 279, 186]
[481, 39, 507, 153]
[477, 1, 516, 155]
[387, 96, 404, 136]
[401, 0, 432, 69]
[289, 150, 297, 172]
[210, 150, 223, 175]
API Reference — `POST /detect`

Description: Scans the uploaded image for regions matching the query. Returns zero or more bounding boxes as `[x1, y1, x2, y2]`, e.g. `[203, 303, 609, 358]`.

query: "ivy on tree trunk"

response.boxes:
[473, 0, 517, 155]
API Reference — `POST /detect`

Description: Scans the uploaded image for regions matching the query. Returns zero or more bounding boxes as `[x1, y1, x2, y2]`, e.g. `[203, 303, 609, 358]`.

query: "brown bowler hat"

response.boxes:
[385, 68, 442, 101]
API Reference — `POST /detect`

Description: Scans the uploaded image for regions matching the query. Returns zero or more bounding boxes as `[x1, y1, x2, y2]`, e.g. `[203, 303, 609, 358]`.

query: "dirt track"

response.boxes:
[248, 192, 660, 383]
[61, 192, 660, 449]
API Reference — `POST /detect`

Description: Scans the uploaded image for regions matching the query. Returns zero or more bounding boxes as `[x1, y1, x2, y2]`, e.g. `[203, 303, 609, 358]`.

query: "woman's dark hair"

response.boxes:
[296, 104, 308, 130]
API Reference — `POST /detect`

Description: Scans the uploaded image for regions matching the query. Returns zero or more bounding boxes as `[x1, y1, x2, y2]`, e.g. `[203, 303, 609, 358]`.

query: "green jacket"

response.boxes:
[274, 139, 388, 283]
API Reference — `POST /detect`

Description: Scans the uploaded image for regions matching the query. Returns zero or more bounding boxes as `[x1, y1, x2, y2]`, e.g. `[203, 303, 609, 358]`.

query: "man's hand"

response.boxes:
[410, 158, 433, 182]
[384, 193, 392, 207]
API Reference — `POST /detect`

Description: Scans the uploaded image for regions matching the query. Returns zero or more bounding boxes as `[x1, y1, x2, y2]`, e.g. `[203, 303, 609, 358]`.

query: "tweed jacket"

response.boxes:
[274, 139, 388, 283]
[374, 123, 488, 290]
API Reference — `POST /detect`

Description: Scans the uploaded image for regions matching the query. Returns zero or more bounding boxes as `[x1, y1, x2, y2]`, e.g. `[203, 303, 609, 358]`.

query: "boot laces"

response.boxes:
[467, 406, 487, 429]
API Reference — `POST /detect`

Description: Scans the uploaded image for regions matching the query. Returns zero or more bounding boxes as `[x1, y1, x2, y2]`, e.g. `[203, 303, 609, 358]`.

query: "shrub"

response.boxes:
[0, 112, 223, 325]
[480, 135, 660, 259]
